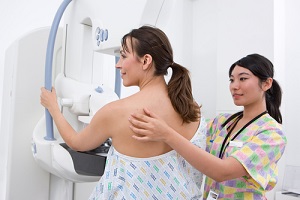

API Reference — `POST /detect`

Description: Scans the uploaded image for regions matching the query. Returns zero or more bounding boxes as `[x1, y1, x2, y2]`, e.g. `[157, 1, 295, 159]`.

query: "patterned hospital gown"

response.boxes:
[89, 117, 207, 200]
[203, 113, 287, 200]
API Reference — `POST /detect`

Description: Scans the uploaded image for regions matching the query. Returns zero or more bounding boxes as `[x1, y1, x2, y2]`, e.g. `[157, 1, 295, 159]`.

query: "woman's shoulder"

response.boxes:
[258, 114, 285, 137]
[95, 93, 146, 119]
[262, 113, 282, 127]
[91, 98, 125, 121]
[205, 113, 232, 123]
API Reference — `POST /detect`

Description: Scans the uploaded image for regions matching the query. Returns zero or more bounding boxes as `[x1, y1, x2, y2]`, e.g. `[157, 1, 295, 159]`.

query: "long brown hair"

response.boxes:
[121, 25, 200, 123]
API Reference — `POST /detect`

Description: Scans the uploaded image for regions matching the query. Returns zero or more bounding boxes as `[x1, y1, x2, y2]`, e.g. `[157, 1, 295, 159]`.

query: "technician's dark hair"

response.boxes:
[121, 25, 200, 123]
[228, 53, 282, 124]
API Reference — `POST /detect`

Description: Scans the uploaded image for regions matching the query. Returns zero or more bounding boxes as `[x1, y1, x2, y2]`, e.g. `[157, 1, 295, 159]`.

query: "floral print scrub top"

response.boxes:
[203, 113, 287, 200]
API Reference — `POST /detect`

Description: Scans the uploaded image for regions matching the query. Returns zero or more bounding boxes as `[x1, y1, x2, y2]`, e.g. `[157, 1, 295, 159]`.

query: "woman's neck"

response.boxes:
[139, 75, 167, 91]
[242, 105, 267, 120]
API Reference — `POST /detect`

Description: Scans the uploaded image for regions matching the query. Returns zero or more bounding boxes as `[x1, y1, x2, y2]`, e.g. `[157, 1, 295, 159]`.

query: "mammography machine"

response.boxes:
[1, 0, 194, 199]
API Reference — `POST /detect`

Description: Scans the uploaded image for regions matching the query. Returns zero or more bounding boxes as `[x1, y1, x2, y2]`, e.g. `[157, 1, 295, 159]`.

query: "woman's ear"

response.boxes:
[263, 77, 273, 91]
[142, 54, 153, 70]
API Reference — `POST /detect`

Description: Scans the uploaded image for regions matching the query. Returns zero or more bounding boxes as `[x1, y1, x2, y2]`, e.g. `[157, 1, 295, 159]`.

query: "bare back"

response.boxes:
[103, 86, 200, 158]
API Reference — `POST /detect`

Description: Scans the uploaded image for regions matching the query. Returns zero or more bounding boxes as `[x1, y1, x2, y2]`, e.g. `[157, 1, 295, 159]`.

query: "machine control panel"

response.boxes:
[95, 27, 108, 47]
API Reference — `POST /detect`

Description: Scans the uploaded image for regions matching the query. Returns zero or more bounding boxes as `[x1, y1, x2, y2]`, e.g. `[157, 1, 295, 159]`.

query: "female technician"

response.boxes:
[129, 53, 287, 199]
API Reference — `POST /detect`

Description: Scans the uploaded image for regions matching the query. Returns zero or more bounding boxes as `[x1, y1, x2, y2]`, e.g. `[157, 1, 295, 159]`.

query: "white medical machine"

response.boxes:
[1, 0, 194, 199]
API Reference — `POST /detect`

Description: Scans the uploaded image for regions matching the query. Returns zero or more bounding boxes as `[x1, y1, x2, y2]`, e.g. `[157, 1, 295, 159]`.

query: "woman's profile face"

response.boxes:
[115, 38, 144, 87]
[229, 65, 265, 108]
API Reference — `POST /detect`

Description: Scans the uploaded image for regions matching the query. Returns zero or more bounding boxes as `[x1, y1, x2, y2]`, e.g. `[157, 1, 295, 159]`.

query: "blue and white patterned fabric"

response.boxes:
[89, 117, 207, 200]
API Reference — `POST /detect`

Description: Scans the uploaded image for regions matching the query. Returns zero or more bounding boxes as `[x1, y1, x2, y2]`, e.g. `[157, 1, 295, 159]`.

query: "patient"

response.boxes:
[40, 25, 205, 199]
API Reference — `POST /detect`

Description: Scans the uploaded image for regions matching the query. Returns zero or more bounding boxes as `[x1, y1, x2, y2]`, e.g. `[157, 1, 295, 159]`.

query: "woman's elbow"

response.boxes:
[64, 137, 82, 151]
[211, 172, 231, 182]
[211, 158, 246, 182]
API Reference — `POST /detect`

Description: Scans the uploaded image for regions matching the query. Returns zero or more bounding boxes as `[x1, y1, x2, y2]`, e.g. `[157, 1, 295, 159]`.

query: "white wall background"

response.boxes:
[192, 0, 275, 117]
[1, 0, 299, 199]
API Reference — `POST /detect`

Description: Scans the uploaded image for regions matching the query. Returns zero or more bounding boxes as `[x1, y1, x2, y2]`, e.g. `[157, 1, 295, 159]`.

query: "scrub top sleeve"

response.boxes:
[230, 128, 286, 190]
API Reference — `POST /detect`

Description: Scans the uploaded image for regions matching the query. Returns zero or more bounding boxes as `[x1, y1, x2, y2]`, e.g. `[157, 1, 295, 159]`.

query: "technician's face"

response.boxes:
[229, 65, 265, 108]
[115, 38, 143, 87]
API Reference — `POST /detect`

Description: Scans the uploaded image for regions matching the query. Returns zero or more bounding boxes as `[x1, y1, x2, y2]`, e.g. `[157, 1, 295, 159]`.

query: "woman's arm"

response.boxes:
[129, 108, 248, 182]
[40, 87, 110, 151]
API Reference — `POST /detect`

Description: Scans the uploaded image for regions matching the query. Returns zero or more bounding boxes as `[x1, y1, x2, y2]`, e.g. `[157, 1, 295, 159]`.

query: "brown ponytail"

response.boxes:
[168, 62, 200, 123]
